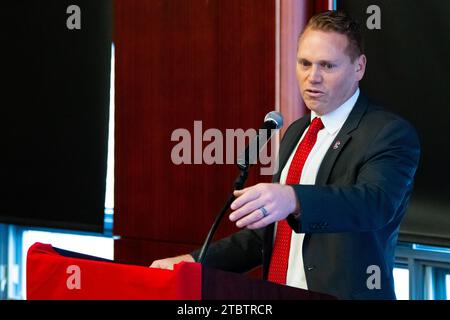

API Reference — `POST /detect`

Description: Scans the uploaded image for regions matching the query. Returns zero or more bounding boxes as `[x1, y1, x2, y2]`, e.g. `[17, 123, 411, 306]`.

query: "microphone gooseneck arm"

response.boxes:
[197, 168, 248, 265]
[197, 111, 283, 265]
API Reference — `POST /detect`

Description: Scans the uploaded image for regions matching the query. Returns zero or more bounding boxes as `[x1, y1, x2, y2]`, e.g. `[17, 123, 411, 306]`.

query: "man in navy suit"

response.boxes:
[151, 10, 420, 300]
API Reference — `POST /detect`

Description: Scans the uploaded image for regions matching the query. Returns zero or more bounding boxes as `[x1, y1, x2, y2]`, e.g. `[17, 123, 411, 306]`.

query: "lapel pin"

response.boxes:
[333, 140, 341, 150]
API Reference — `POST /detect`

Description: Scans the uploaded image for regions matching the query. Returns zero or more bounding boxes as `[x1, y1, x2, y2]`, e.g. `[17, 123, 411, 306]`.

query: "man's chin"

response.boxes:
[304, 102, 325, 115]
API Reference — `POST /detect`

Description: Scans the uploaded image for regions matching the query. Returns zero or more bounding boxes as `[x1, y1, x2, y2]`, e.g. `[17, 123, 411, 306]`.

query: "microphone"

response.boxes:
[236, 111, 283, 171]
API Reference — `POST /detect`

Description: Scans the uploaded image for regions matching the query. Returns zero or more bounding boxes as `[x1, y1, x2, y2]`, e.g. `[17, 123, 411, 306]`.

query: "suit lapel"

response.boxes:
[315, 93, 369, 185]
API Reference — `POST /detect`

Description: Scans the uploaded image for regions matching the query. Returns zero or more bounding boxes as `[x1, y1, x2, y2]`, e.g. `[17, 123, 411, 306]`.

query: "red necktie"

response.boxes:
[268, 117, 324, 284]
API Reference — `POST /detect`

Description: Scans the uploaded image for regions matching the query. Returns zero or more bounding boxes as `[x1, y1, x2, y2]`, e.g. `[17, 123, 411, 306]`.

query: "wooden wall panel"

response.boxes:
[114, 0, 275, 262]
[115, 238, 199, 267]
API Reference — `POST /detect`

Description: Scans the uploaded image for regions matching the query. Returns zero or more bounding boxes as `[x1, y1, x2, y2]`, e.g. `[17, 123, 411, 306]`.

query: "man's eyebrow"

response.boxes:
[317, 59, 338, 64]
[297, 58, 339, 64]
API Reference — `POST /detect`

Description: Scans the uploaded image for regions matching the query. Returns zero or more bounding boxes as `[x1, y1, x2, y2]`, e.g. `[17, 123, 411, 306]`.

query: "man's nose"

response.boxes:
[308, 65, 322, 83]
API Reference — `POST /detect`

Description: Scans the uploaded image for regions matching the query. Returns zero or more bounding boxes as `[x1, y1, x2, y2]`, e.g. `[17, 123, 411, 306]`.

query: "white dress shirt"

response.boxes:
[278, 88, 360, 289]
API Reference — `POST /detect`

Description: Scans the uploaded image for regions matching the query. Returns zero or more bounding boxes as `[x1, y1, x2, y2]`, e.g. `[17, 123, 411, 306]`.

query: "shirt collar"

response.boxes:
[311, 88, 360, 135]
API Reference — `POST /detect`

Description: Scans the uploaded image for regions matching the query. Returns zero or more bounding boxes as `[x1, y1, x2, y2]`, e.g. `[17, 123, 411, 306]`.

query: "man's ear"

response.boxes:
[355, 54, 367, 80]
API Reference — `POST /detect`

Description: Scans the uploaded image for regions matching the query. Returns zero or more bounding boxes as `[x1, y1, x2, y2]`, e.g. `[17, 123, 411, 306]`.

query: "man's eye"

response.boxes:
[298, 60, 311, 67]
[323, 63, 335, 69]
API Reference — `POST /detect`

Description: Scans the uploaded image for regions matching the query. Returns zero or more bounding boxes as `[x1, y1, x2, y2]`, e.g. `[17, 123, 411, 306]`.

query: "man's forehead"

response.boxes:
[297, 29, 350, 59]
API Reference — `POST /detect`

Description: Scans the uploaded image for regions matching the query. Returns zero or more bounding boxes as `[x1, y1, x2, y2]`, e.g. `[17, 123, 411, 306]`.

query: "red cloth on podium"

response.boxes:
[26, 242, 201, 300]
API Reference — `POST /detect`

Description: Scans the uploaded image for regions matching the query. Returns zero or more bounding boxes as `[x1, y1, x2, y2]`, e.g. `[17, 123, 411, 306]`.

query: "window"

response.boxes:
[396, 242, 450, 300]
[0, 44, 116, 300]
[393, 267, 409, 300]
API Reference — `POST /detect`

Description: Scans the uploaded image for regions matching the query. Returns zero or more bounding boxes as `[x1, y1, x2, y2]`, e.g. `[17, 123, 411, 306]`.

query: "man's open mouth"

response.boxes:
[305, 89, 325, 97]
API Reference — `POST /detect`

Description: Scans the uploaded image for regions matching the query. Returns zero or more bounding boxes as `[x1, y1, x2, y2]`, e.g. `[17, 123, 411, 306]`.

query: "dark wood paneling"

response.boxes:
[114, 0, 275, 258]
[114, 238, 199, 266]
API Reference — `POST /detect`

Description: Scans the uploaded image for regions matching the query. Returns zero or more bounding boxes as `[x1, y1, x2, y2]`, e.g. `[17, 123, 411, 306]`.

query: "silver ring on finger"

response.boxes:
[260, 206, 269, 218]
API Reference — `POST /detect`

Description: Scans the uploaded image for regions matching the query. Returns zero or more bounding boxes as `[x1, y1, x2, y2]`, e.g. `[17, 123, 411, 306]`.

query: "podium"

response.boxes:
[26, 242, 335, 300]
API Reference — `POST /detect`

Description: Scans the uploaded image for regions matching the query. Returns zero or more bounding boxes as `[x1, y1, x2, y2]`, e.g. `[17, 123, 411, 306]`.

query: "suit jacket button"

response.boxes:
[306, 266, 315, 271]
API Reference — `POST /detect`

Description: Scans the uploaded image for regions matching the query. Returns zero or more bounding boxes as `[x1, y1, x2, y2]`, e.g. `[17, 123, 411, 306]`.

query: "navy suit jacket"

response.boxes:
[192, 93, 421, 300]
